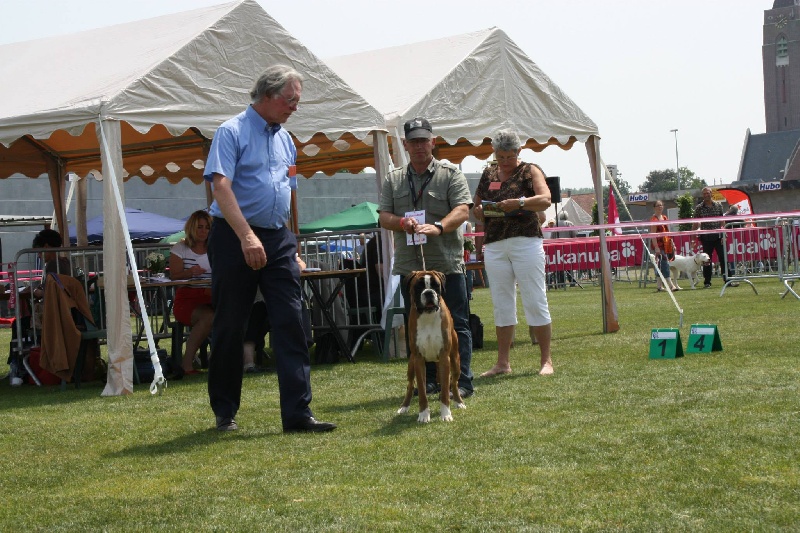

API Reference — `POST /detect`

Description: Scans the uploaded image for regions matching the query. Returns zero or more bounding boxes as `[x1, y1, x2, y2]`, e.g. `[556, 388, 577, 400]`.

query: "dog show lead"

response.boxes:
[378, 117, 475, 403]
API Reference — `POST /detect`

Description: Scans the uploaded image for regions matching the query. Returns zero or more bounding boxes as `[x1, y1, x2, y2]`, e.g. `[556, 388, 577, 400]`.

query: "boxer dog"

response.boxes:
[397, 271, 465, 423]
[669, 252, 710, 289]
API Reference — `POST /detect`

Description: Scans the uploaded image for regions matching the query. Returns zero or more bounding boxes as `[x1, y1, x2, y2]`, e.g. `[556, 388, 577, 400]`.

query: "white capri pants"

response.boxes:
[484, 236, 551, 328]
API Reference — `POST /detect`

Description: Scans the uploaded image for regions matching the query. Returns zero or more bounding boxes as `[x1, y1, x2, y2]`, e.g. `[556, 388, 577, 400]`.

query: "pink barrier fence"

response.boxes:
[542, 228, 780, 272]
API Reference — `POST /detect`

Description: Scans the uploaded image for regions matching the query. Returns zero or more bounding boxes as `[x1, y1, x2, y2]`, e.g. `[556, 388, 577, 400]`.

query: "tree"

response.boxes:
[640, 167, 706, 192]
[675, 192, 695, 231]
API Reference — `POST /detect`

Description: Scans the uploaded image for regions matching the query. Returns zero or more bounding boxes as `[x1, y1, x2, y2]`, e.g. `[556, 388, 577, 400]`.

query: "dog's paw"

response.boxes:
[397, 405, 409, 414]
[455, 401, 466, 410]
[440, 403, 453, 422]
[417, 408, 431, 423]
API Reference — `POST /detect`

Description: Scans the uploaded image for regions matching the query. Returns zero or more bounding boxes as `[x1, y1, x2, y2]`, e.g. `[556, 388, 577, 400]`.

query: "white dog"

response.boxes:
[669, 252, 710, 289]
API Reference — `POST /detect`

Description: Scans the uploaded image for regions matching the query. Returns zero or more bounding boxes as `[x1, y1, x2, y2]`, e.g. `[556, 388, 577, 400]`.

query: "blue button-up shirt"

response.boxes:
[204, 105, 297, 229]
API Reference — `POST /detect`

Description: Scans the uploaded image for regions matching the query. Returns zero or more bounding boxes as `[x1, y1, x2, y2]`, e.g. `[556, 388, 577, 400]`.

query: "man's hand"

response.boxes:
[241, 231, 267, 270]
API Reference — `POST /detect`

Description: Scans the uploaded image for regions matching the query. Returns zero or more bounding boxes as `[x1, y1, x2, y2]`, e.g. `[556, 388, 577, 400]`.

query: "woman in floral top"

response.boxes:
[473, 130, 555, 377]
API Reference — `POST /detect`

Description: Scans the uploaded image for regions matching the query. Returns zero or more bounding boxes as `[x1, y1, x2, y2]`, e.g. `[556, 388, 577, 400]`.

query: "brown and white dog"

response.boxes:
[397, 270, 465, 423]
[669, 252, 711, 289]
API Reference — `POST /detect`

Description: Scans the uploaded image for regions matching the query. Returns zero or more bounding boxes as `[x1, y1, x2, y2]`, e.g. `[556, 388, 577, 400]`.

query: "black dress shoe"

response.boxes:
[216, 416, 238, 431]
[283, 417, 337, 433]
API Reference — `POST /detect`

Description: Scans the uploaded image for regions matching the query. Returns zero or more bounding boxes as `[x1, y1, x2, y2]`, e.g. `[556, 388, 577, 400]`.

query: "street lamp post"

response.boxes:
[670, 129, 681, 193]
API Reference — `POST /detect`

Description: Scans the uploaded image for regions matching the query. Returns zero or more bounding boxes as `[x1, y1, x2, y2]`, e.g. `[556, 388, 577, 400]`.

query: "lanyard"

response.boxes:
[407, 165, 433, 209]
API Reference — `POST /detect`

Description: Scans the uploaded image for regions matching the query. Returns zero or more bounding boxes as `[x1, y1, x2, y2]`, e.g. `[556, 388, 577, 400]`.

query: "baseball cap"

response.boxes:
[403, 117, 433, 140]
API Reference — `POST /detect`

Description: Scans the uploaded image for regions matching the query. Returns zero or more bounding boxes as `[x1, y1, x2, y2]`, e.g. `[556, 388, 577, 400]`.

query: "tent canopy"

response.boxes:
[69, 208, 185, 244]
[0, 0, 392, 395]
[299, 201, 380, 234]
[326, 27, 600, 168]
[0, 0, 386, 182]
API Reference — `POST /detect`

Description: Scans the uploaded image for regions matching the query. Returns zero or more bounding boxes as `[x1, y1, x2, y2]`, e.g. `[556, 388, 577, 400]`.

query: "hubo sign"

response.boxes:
[628, 193, 649, 203]
[758, 181, 782, 192]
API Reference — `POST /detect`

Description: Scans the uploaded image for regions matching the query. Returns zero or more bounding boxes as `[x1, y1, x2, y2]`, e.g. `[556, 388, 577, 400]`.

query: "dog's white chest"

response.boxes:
[414, 311, 445, 362]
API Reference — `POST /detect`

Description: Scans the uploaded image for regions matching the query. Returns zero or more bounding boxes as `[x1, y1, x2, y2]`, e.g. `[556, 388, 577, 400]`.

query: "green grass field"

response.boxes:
[1, 276, 798, 531]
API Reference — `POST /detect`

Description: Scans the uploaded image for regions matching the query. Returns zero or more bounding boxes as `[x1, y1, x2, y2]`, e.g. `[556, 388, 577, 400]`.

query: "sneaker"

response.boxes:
[728, 281, 740, 287]
[412, 382, 441, 397]
[704, 283, 712, 289]
[450, 387, 474, 399]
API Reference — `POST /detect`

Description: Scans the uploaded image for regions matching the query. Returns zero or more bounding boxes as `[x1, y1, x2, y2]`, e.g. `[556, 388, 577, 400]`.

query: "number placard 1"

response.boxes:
[686, 324, 723, 353]
[649, 329, 683, 359]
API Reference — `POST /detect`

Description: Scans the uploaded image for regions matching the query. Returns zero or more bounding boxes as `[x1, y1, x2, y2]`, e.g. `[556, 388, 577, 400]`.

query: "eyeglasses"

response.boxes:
[275, 92, 300, 106]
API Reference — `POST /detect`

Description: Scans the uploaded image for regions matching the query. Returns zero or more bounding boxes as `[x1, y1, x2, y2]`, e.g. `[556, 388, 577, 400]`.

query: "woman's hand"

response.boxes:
[473, 203, 484, 222]
[498, 198, 520, 213]
[188, 265, 206, 276]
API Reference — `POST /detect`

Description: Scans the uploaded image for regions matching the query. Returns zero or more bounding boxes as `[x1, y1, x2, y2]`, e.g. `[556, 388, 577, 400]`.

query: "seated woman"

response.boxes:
[169, 211, 213, 377]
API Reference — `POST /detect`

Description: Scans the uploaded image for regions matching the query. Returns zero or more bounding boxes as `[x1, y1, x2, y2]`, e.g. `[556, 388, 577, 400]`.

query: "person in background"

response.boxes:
[462, 220, 475, 299]
[473, 130, 554, 377]
[169, 210, 213, 377]
[692, 187, 738, 288]
[15, 229, 73, 340]
[204, 65, 335, 432]
[378, 116, 475, 398]
[650, 201, 679, 292]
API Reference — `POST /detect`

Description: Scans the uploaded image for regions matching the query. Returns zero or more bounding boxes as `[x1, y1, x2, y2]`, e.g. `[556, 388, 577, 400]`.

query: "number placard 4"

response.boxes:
[687, 324, 723, 353]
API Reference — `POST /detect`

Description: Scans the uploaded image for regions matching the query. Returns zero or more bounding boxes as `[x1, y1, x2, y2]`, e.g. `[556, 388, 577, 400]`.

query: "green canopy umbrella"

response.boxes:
[160, 230, 185, 244]
[299, 201, 380, 234]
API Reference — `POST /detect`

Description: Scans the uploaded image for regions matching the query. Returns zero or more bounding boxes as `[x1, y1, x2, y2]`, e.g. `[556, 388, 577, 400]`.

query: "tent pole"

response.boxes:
[97, 118, 135, 396]
[202, 141, 213, 208]
[372, 130, 396, 320]
[586, 136, 620, 333]
[76, 176, 89, 247]
[45, 158, 68, 239]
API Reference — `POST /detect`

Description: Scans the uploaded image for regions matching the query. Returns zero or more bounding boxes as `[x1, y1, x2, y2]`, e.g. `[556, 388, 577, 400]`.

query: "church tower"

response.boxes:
[764, 1, 800, 131]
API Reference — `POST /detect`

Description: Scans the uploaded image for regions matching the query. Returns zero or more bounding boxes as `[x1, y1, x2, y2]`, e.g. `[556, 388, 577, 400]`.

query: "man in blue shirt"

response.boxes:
[204, 65, 336, 433]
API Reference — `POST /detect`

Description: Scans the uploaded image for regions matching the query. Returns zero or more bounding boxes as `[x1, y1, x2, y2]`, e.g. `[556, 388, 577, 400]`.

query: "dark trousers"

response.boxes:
[700, 236, 729, 284]
[207, 219, 313, 427]
[400, 271, 473, 392]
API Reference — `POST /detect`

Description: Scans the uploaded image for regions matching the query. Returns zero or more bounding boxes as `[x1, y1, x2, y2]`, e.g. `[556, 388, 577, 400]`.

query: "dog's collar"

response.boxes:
[416, 305, 440, 313]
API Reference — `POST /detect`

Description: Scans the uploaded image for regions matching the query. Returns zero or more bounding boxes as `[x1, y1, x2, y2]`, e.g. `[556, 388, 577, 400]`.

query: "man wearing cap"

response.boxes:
[378, 117, 475, 398]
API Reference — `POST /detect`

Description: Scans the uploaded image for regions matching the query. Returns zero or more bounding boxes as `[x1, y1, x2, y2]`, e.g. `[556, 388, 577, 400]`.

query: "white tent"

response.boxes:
[0, 0, 389, 395]
[542, 198, 592, 228]
[327, 28, 619, 332]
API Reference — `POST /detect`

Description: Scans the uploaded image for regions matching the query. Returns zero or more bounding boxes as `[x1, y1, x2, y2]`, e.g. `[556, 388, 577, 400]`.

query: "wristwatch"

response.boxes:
[518, 197, 525, 208]
[433, 221, 444, 234]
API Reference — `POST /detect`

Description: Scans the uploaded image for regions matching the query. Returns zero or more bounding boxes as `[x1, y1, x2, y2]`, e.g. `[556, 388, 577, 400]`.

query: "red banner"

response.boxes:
[544, 228, 780, 271]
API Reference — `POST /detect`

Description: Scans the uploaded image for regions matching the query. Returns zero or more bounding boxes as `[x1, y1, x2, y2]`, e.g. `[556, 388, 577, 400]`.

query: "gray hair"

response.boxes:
[250, 65, 304, 102]
[491, 130, 521, 152]
[558, 211, 569, 221]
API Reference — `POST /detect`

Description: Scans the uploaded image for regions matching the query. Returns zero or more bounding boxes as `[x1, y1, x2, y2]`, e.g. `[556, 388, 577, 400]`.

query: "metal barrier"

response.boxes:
[721, 216, 799, 297]
[7, 242, 181, 385]
[297, 229, 385, 360]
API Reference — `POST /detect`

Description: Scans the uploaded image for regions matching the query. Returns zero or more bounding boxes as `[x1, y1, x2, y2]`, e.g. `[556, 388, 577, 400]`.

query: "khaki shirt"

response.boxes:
[379, 158, 473, 275]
